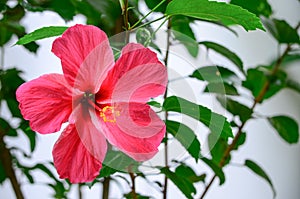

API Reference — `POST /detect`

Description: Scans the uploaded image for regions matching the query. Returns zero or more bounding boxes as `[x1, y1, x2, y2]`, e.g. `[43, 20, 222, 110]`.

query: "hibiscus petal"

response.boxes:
[52, 24, 114, 93]
[90, 103, 165, 161]
[71, 104, 108, 163]
[98, 43, 167, 103]
[16, 74, 72, 134]
[52, 124, 103, 183]
[113, 102, 165, 138]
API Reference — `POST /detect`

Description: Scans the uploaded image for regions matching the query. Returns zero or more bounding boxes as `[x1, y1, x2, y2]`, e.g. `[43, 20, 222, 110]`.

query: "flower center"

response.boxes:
[99, 106, 120, 123]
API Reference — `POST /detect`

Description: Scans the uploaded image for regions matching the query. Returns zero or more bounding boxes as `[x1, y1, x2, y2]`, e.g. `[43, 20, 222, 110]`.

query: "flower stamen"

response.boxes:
[100, 106, 120, 123]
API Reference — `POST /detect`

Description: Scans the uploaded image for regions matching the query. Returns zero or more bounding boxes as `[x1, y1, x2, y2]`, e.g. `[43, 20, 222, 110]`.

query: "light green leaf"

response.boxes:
[160, 167, 196, 198]
[245, 159, 276, 197]
[163, 96, 233, 139]
[166, 120, 201, 161]
[217, 96, 252, 123]
[263, 19, 300, 44]
[16, 26, 68, 45]
[190, 66, 238, 83]
[268, 116, 299, 144]
[166, 0, 265, 31]
[172, 16, 199, 57]
[201, 157, 225, 185]
[204, 82, 239, 96]
[199, 41, 244, 73]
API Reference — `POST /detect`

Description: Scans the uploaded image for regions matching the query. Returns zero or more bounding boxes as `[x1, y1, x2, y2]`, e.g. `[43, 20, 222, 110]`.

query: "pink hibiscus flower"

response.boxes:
[16, 24, 167, 183]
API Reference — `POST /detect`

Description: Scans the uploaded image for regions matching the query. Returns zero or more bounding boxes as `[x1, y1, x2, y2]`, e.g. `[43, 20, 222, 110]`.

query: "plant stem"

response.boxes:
[162, 17, 172, 199]
[199, 42, 294, 199]
[123, 0, 130, 44]
[0, 130, 24, 199]
[102, 177, 110, 199]
[78, 184, 83, 199]
[130, 0, 168, 29]
[129, 167, 137, 199]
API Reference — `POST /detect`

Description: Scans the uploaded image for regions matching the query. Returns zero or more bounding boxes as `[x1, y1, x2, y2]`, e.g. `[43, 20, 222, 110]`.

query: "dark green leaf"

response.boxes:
[263, 19, 300, 44]
[204, 82, 239, 95]
[50, 0, 76, 21]
[18, 121, 36, 152]
[199, 41, 244, 73]
[166, 0, 265, 31]
[201, 157, 225, 185]
[145, 0, 168, 13]
[233, 132, 246, 150]
[163, 96, 233, 139]
[230, 0, 272, 17]
[0, 160, 6, 184]
[160, 167, 196, 198]
[242, 68, 286, 101]
[175, 164, 206, 183]
[166, 120, 201, 161]
[172, 16, 199, 57]
[217, 96, 252, 123]
[268, 116, 299, 144]
[245, 159, 276, 197]
[0, 118, 18, 136]
[190, 66, 238, 83]
[208, 133, 229, 165]
[16, 26, 68, 45]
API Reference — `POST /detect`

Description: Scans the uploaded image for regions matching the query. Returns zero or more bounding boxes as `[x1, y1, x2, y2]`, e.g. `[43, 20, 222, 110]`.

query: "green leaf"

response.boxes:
[233, 132, 246, 150]
[263, 19, 300, 44]
[190, 66, 238, 83]
[166, 0, 265, 31]
[124, 192, 151, 199]
[172, 16, 199, 57]
[199, 41, 244, 73]
[204, 82, 239, 96]
[201, 157, 225, 185]
[268, 116, 299, 144]
[0, 160, 7, 184]
[160, 167, 196, 198]
[49, 0, 76, 21]
[0, 118, 18, 136]
[286, 78, 300, 94]
[245, 159, 276, 197]
[163, 96, 233, 139]
[242, 68, 286, 101]
[166, 120, 201, 161]
[145, 0, 168, 13]
[147, 100, 161, 108]
[16, 26, 68, 45]
[230, 0, 273, 17]
[175, 164, 206, 183]
[208, 133, 229, 166]
[100, 150, 138, 177]
[18, 121, 36, 152]
[217, 96, 252, 123]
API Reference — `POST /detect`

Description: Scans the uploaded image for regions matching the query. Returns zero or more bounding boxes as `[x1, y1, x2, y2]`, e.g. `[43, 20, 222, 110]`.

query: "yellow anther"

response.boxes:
[100, 106, 120, 123]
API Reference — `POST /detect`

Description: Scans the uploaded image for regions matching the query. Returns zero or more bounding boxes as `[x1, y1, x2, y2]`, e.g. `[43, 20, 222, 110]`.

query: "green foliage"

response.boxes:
[160, 167, 196, 198]
[244, 159, 276, 197]
[217, 96, 253, 123]
[99, 150, 138, 178]
[263, 19, 300, 44]
[208, 133, 229, 166]
[201, 157, 225, 185]
[199, 41, 244, 73]
[166, 0, 265, 31]
[268, 116, 299, 144]
[172, 16, 199, 57]
[145, 0, 168, 13]
[163, 96, 233, 139]
[190, 66, 238, 83]
[242, 68, 286, 101]
[16, 26, 68, 45]
[124, 192, 151, 199]
[175, 164, 206, 183]
[230, 0, 273, 17]
[0, 160, 6, 184]
[204, 82, 239, 96]
[166, 120, 201, 161]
